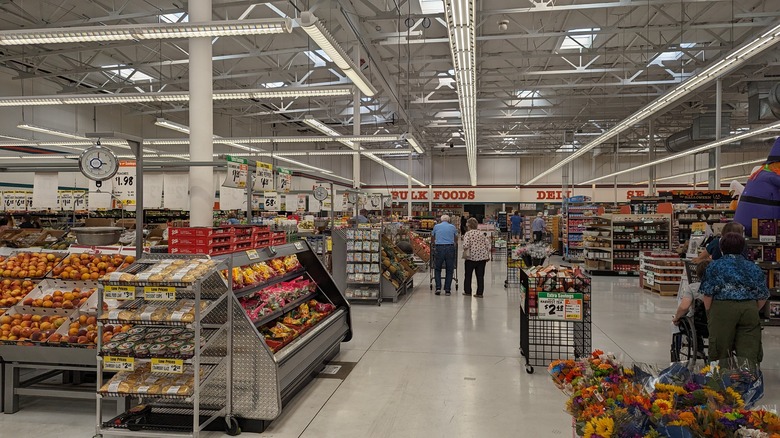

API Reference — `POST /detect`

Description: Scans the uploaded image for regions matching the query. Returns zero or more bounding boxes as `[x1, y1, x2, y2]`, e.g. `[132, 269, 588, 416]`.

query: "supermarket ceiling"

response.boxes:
[1, 0, 780, 159]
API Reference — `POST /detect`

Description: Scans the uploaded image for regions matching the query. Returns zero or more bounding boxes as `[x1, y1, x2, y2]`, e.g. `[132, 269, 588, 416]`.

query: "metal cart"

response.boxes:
[519, 268, 592, 374]
[491, 231, 508, 262]
[429, 244, 459, 292]
[504, 243, 524, 288]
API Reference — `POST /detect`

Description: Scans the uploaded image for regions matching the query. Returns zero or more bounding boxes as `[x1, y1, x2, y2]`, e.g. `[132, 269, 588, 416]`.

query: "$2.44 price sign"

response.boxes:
[104, 356, 135, 371]
[151, 358, 184, 374]
[537, 292, 584, 321]
[144, 286, 176, 301]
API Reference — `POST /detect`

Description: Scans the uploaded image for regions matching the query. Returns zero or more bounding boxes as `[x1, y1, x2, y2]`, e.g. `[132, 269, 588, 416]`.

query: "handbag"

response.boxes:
[462, 247, 471, 260]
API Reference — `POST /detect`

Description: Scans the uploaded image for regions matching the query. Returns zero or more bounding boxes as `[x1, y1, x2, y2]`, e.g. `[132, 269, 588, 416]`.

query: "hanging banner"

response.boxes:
[143, 173, 164, 209]
[113, 160, 137, 206]
[223, 155, 248, 189]
[32, 172, 59, 209]
[277, 168, 292, 193]
[219, 186, 246, 210]
[163, 173, 189, 210]
[253, 161, 274, 192]
[88, 180, 113, 210]
[263, 191, 280, 211]
[297, 194, 307, 212]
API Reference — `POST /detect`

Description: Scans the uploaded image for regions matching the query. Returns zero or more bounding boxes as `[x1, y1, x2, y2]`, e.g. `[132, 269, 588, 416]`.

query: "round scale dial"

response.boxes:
[347, 192, 358, 204]
[313, 186, 328, 201]
[369, 197, 380, 208]
[79, 146, 119, 181]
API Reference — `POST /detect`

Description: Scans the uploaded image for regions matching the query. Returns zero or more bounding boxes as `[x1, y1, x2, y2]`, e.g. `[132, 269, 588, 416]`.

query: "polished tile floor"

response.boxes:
[2, 256, 779, 437]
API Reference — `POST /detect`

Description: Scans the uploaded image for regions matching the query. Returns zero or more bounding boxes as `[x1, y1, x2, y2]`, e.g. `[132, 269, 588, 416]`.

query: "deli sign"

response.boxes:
[391, 190, 475, 201]
[536, 190, 645, 200]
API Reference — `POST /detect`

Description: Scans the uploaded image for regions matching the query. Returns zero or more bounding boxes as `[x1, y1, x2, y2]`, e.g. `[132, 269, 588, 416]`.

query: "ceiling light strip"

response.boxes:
[17, 123, 89, 140]
[526, 21, 780, 185]
[444, 0, 477, 186]
[298, 12, 377, 97]
[0, 19, 292, 45]
[649, 159, 765, 183]
[0, 86, 353, 107]
[581, 122, 780, 185]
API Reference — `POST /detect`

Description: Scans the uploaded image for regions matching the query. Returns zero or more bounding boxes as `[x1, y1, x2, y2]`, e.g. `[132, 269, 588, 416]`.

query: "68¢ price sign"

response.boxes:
[537, 292, 583, 321]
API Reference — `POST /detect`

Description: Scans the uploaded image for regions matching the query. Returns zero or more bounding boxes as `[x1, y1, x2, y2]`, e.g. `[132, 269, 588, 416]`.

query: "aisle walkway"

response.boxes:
[2, 257, 779, 437]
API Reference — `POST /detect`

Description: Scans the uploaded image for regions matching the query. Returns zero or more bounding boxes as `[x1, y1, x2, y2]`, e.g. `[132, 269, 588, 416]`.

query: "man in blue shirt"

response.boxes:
[510, 211, 522, 240]
[432, 215, 458, 295]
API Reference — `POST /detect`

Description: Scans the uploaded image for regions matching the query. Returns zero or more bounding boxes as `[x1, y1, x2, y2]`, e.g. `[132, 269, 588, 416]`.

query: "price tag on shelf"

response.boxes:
[294, 241, 304, 250]
[760, 235, 777, 243]
[104, 356, 135, 371]
[151, 358, 184, 374]
[647, 230, 656, 234]
[104, 285, 136, 300]
[246, 249, 260, 260]
[537, 292, 583, 322]
[644, 220, 654, 224]
[144, 286, 176, 301]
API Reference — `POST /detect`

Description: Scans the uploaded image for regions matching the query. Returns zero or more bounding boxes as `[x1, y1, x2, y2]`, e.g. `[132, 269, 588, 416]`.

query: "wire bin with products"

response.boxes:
[337, 227, 382, 306]
[504, 242, 524, 288]
[519, 265, 592, 374]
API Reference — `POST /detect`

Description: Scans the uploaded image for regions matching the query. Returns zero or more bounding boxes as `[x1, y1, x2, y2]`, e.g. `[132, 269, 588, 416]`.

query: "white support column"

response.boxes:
[352, 87, 360, 216]
[591, 152, 596, 199]
[614, 132, 619, 205]
[188, 0, 214, 227]
[407, 152, 412, 218]
[648, 119, 656, 195]
[714, 78, 723, 189]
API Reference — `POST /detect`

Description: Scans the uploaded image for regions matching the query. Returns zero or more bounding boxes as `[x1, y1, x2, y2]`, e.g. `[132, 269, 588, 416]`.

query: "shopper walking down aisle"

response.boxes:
[692, 221, 745, 263]
[510, 211, 522, 240]
[462, 218, 491, 298]
[432, 215, 458, 296]
[700, 233, 769, 365]
[532, 212, 546, 242]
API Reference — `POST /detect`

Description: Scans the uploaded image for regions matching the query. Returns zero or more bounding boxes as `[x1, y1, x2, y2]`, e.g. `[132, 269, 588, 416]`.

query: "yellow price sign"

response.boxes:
[104, 285, 136, 300]
[691, 222, 707, 233]
[104, 356, 135, 371]
[144, 286, 176, 301]
[151, 358, 184, 374]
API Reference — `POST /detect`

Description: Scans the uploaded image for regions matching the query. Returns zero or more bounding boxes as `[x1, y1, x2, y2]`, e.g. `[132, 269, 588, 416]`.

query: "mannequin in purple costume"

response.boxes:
[733, 137, 780, 235]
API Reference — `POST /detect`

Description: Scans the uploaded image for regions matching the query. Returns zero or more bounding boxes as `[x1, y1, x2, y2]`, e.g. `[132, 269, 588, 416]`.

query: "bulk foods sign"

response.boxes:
[376, 187, 668, 203]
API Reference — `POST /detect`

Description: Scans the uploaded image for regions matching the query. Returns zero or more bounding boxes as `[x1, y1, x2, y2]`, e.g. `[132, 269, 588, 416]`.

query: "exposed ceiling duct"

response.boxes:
[664, 112, 732, 153]
[748, 82, 780, 123]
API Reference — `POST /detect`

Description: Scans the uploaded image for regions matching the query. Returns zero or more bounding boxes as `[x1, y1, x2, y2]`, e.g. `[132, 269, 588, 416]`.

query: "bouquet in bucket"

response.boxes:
[548, 349, 779, 437]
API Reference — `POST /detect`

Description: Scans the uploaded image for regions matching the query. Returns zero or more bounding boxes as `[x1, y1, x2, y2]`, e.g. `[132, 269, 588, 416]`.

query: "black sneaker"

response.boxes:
[445, 291, 451, 296]
[435, 290, 441, 295]
[463, 292, 471, 296]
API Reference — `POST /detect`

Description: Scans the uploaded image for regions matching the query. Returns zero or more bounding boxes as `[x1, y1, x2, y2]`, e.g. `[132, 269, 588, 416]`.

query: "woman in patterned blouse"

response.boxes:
[462, 218, 491, 297]
[699, 233, 769, 365]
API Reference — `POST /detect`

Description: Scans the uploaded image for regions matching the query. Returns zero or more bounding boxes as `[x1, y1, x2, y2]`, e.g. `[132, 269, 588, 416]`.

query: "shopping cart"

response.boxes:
[429, 244, 459, 292]
[491, 231, 508, 262]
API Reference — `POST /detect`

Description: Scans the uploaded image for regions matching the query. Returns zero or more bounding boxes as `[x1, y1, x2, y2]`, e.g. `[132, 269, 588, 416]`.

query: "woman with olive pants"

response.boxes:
[699, 233, 769, 365]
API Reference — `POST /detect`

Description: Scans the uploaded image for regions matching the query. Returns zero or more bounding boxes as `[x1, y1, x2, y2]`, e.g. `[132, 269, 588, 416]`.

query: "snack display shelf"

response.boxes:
[98, 363, 221, 400]
[98, 295, 226, 327]
[250, 290, 317, 327]
[98, 327, 223, 361]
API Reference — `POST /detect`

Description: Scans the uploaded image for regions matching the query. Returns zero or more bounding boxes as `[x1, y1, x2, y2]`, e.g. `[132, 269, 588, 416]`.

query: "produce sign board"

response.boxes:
[224, 155, 248, 189]
[104, 285, 136, 300]
[143, 286, 176, 301]
[151, 358, 184, 374]
[104, 356, 135, 371]
[537, 292, 583, 321]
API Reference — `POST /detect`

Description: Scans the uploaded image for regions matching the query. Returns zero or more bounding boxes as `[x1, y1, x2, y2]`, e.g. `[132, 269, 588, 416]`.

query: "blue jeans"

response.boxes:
[434, 245, 456, 292]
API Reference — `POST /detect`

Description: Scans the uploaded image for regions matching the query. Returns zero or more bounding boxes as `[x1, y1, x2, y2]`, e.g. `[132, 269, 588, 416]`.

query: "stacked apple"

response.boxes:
[51, 314, 121, 346]
[101, 323, 132, 344]
[51, 253, 135, 281]
[0, 252, 63, 279]
[22, 287, 95, 310]
[0, 279, 37, 307]
[0, 313, 68, 342]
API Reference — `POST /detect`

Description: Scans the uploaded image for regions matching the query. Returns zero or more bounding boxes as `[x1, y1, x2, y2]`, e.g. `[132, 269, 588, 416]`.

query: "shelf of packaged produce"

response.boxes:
[98, 328, 222, 361]
[251, 290, 318, 328]
[97, 362, 221, 401]
[98, 294, 226, 327]
[642, 263, 684, 270]
[233, 269, 307, 298]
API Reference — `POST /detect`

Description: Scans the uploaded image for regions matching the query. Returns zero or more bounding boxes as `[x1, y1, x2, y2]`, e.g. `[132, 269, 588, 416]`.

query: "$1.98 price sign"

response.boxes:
[104, 356, 135, 371]
[537, 292, 584, 321]
[143, 286, 176, 301]
[113, 160, 137, 206]
[224, 155, 248, 189]
[104, 285, 136, 300]
[151, 358, 184, 374]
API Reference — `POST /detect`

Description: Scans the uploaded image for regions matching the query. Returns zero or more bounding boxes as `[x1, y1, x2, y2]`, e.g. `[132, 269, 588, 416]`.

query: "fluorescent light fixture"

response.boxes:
[272, 156, 333, 173]
[0, 85, 353, 107]
[298, 12, 378, 97]
[406, 136, 424, 154]
[581, 122, 780, 184]
[143, 135, 404, 146]
[17, 123, 88, 140]
[443, 0, 477, 186]
[365, 153, 426, 187]
[645, 158, 765, 183]
[302, 117, 356, 148]
[560, 28, 599, 50]
[0, 18, 292, 45]
[527, 21, 780, 185]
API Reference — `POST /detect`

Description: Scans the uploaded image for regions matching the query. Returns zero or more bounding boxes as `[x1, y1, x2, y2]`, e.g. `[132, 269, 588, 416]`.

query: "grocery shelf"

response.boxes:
[643, 263, 684, 270]
[233, 269, 306, 298]
[251, 290, 317, 327]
